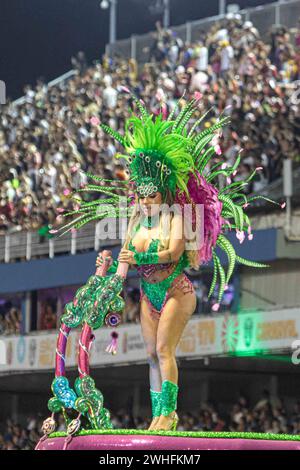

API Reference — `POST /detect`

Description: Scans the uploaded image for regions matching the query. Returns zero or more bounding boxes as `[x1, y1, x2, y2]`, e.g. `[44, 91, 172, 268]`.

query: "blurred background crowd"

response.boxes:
[0, 276, 235, 335]
[0, 306, 21, 336]
[1, 16, 300, 237]
[1, 390, 300, 449]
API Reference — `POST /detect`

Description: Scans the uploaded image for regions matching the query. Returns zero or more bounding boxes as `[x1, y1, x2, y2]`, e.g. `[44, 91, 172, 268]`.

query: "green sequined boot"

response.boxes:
[150, 389, 162, 417]
[158, 380, 179, 431]
[148, 389, 162, 430]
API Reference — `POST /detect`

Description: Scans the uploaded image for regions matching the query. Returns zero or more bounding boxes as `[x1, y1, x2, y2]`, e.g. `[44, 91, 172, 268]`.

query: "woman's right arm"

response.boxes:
[96, 248, 131, 277]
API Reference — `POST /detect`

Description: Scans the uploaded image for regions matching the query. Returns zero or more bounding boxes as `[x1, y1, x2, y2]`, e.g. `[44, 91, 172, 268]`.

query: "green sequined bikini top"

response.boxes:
[129, 235, 190, 312]
[129, 227, 189, 281]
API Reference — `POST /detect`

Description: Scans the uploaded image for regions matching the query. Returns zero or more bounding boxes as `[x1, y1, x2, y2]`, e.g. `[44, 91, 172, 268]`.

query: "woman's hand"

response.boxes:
[117, 248, 137, 265]
[95, 252, 113, 268]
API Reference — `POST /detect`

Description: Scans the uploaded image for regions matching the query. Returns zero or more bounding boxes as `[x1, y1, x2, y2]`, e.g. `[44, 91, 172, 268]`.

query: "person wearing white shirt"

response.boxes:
[102, 75, 118, 109]
[194, 41, 208, 72]
[220, 41, 234, 76]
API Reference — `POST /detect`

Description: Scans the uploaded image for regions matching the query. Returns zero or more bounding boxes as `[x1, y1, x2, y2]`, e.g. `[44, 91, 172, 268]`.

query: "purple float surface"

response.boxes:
[36, 434, 300, 450]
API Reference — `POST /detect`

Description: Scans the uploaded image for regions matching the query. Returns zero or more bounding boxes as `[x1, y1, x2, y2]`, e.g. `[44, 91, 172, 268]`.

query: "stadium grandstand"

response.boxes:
[1, 0, 300, 451]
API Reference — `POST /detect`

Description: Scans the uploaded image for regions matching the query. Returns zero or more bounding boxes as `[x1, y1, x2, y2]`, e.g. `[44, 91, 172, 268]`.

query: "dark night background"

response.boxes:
[0, 0, 276, 99]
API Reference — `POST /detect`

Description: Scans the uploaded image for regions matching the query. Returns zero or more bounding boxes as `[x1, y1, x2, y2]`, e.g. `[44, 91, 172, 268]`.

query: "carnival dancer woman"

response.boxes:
[58, 89, 280, 433]
[96, 186, 198, 431]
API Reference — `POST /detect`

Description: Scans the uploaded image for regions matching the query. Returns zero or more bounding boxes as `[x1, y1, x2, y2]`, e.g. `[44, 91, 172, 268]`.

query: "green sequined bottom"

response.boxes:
[140, 252, 189, 312]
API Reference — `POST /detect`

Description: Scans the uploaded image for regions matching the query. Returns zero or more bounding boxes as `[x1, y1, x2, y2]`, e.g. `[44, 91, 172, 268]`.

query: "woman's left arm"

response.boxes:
[157, 213, 186, 263]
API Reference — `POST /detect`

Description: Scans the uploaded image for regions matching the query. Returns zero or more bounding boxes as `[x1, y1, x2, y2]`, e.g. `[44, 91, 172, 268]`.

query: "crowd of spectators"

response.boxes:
[1, 15, 300, 236]
[1, 391, 300, 449]
[0, 305, 21, 336]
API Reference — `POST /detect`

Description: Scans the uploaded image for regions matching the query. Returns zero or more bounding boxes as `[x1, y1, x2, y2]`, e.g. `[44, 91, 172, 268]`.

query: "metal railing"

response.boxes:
[107, 0, 300, 61]
[0, 224, 122, 263]
[249, 167, 300, 208]
[12, 70, 76, 107]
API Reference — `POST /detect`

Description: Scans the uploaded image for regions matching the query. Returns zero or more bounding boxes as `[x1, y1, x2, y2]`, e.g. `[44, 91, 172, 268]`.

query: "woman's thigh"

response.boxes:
[156, 289, 197, 354]
[140, 297, 160, 354]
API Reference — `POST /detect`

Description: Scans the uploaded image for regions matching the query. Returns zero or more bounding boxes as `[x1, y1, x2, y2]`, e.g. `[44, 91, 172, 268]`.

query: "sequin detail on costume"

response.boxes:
[129, 227, 193, 317]
[150, 389, 162, 417]
[129, 238, 174, 277]
[140, 272, 194, 319]
[140, 254, 188, 311]
[161, 380, 179, 416]
[172, 273, 194, 295]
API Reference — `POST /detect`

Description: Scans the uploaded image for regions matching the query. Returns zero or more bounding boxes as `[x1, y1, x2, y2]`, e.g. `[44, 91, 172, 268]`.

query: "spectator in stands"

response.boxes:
[219, 40, 234, 78]
[40, 302, 57, 330]
[123, 288, 140, 324]
[193, 39, 209, 72]
[0, 306, 21, 336]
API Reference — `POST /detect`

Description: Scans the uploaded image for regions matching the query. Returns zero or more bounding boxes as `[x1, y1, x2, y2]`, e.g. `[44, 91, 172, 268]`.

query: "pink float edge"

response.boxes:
[36, 433, 300, 450]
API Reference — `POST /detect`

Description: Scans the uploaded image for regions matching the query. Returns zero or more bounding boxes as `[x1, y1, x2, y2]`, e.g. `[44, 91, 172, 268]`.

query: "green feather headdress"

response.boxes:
[120, 113, 195, 198]
[99, 92, 229, 200]
[55, 91, 231, 234]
